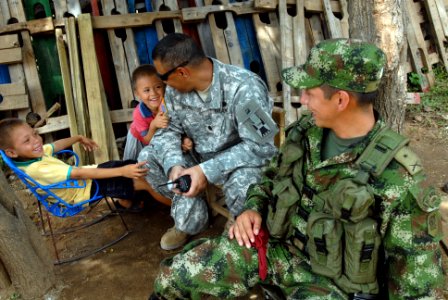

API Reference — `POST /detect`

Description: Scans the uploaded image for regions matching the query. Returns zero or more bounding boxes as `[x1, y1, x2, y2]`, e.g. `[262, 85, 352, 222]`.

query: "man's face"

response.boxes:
[300, 86, 338, 128]
[6, 124, 44, 160]
[153, 59, 193, 93]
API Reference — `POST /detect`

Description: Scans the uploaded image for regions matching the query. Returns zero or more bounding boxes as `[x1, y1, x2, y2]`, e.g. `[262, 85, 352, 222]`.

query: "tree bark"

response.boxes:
[348, 0, 407, 132]
[0, 170, 56, 299]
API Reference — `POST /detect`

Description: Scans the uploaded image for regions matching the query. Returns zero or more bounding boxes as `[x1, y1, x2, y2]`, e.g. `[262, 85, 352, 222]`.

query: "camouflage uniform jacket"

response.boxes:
[152, 57, 277, 184]
[245, 113, 444, 299]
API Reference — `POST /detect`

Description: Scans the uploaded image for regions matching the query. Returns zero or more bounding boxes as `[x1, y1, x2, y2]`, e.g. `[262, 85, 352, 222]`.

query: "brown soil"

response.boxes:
[4, 118, 448, 300]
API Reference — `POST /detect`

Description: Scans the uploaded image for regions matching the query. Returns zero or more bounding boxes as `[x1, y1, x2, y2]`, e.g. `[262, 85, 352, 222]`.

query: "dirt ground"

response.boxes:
[5, 118, 448, 300]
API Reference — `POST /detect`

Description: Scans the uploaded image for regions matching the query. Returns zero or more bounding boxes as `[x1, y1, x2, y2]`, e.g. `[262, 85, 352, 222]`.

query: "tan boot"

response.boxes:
[160, 226, 190, 250]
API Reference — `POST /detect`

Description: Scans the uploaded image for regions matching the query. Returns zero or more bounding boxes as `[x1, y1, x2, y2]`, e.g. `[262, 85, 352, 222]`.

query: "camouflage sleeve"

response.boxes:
[200, 76, 278, 184]
[150, 91, 186, 175]
[243, 158, 278, 216]
[380, 168, 444, 299]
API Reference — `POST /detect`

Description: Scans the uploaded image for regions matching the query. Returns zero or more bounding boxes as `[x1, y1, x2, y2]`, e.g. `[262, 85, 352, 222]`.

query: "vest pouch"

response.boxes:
[277, 142, 304, 177]
[267, 177, 301, 238]
[343, 218, 381, 284]
[306, 212, 343, 278]
[326, 179, 375, 223]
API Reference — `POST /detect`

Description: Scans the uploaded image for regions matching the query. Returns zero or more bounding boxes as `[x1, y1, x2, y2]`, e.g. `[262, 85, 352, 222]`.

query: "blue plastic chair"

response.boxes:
[0, 149, 130, 264]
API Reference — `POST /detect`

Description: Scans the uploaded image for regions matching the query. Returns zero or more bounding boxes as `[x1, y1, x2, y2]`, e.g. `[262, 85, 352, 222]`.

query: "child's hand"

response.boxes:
[181, 136, 193, 152]
[79, 136, 99, 152]
[121, 162, 149, 179]
[151, 111, 169, 130]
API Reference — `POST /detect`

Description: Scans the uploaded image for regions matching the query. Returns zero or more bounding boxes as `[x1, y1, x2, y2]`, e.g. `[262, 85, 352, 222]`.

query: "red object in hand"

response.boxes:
[251, 227, 269, 281]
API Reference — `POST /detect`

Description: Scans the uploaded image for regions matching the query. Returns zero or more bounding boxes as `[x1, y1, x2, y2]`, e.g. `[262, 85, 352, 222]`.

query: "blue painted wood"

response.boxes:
[0, 65, 11, 84]
[128, 0, 159, 65]
[228, 0, 266, 82]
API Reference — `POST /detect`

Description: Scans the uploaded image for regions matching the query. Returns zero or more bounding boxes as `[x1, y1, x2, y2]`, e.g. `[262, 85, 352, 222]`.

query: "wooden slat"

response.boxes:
[0, 48, 22, 64]
[91, 2, 273, 29]
[0, 95, 29, 111]
[78, 13, 118, 163]
[153, 0, 183, 38]
[254, 0, 341, 12]
[293, 0, 307, 66]
[424, 0, 448, 71]
[182, 1, 272, 21]
[204, 0, 244, 66]
[101, 0, 138, 109]
[0, 17, 55, 35]
[339, 0, 349, 38]
[0, 82, 26, 96]
[279, 0, 295, 125]
[53, 1, 68, 20]
[253, 12, 282, 94]
[110, 108, 133, 123]
[7, 0, 46, 116]
[92, 11, 182, 28]
[189, 0, 216, 57]
[436, 0, 448, 37]
[55, 27, 84, 162]
[0, 2, 27, 113]
[35, 115, 70, 134]
[406, 0, 435, 91]
[307, 14, 325, 45]
[0, 34, 19, 49]
[322, 0, 343, 38]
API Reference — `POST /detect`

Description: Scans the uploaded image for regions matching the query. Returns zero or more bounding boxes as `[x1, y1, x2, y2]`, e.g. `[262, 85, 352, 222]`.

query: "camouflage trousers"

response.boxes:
[153, 236, 348, 299]
[138, 145, 262, 234]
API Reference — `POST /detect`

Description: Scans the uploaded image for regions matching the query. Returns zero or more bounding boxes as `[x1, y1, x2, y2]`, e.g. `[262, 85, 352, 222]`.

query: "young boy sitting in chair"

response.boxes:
[0, 118, 169, 211]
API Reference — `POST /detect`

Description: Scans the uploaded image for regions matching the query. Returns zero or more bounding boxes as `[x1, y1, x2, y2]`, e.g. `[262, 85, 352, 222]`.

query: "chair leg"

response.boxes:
[40, 197, 131, 265]
[44, 211, 61, 264]
[105, 197, 130, 232]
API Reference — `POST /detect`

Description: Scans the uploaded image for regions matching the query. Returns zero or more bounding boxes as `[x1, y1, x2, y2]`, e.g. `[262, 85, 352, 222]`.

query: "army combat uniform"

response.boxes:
[152, 39, 444, 299]
[138, 57, 278, 235]
[153, 113, 444, 300]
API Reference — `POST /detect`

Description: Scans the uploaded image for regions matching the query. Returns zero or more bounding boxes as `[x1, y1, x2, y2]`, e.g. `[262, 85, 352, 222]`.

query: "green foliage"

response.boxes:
[407, 67, 448, 129]
[9, 293, 21, 300]
[407, 72, 423, 92]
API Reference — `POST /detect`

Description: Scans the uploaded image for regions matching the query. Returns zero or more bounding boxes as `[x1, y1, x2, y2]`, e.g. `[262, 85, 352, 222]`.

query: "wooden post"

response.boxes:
[78, 13, 118, 163]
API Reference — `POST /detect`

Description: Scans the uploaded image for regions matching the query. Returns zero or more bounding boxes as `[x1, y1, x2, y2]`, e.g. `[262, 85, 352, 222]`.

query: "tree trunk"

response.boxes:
[0, 170, 56, 299]
[348, 0, 407, 132]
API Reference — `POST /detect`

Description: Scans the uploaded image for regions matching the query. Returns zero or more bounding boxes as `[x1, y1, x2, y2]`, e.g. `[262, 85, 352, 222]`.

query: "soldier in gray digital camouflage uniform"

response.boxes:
[138, 33, 278, 250]
[148, 39, 445, 299]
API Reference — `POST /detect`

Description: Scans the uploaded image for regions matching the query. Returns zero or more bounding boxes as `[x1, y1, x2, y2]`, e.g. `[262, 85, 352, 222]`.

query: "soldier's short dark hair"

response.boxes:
[0, 118, 26, 149]
[152, 33, 205, 68]
[320, 84, 377, 107]
[131, 64, 159, 90]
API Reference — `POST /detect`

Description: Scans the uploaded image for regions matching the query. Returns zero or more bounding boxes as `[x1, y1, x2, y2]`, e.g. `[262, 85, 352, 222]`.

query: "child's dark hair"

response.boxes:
[0, 118, 26, 150]
[131, 64, 160, 90]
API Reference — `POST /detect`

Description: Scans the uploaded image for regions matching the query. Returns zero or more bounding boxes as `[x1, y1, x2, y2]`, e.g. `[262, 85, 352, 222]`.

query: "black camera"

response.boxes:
[173, 175, 191, 193]
[158, 174, 191, 193]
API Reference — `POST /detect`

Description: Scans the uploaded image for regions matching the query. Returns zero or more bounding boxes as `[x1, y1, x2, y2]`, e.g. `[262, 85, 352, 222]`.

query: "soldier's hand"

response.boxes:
[169, 165, 184, 182]
[181, 165, 207, 197]
[229, 210, 262, 248]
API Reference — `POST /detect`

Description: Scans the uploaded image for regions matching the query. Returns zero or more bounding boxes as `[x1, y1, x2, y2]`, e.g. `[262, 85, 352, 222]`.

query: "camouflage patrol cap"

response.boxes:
[282, 38, 386, 93]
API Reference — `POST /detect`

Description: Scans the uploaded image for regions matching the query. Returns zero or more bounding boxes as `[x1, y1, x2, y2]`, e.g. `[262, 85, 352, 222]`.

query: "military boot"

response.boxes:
[160, 226, 190, 250]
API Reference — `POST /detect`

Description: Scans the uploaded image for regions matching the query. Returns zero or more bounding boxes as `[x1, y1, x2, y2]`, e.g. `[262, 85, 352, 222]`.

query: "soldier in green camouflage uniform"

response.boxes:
[150, 39, 445, 299]
[139, 33, 278, 250]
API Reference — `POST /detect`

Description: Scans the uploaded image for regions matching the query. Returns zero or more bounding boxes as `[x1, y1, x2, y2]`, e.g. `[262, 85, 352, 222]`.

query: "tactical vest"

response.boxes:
[266, 115, 417, 295]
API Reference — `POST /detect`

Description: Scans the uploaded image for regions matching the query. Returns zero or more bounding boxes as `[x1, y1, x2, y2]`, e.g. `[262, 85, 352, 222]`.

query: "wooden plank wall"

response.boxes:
[0, 0, 447, 162]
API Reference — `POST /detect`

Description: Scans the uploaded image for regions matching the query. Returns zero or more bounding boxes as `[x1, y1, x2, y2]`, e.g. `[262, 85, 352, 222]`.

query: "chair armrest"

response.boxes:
[54, 150, 80, 167]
